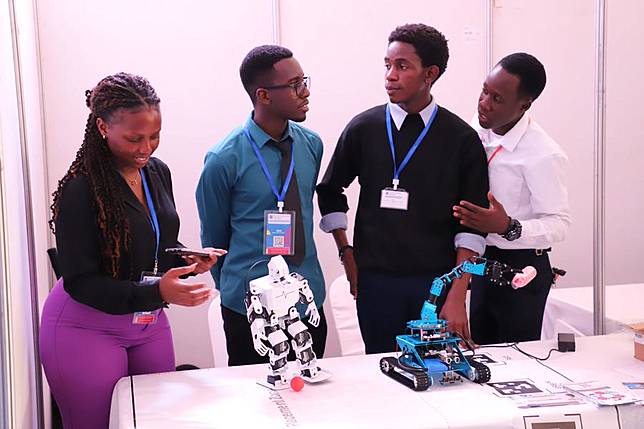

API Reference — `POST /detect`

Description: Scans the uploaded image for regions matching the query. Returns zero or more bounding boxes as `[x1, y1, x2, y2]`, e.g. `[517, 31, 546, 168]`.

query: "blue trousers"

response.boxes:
[356, 270, 445, 354]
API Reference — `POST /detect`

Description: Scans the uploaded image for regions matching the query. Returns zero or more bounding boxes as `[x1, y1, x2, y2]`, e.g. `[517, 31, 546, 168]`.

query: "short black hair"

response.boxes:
[239, 45, 293, 102]
[388, 23, 449, 79]
[497, 53, 547, 100]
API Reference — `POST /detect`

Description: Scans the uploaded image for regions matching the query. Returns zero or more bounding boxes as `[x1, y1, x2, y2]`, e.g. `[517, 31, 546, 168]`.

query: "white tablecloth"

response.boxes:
[110, 333, 644, 429]
[542, 283, 644, 339]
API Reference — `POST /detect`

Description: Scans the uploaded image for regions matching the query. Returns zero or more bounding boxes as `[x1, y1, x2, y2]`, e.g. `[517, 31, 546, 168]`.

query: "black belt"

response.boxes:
[486, 246, 551, 257]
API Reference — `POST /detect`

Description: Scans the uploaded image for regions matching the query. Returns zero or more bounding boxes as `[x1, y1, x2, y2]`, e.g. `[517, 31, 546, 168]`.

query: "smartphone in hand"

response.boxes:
[165, 248, 213, 258]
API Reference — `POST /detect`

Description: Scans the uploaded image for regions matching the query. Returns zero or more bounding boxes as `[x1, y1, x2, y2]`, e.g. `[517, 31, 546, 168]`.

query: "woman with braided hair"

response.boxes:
[40, 72, 223, 428]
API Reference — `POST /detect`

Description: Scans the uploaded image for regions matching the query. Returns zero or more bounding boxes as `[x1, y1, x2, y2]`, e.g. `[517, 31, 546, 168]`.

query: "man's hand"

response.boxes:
[330, 229, 358, 299]
[342, 249, 359, 299]
[453, 191, 510, 234]
[438, 277, 472, 344]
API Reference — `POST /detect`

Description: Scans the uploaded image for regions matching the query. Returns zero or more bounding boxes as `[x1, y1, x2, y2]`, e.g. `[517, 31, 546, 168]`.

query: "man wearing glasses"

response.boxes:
[196, 45, 326, 366]
[317, 24, 489, 353]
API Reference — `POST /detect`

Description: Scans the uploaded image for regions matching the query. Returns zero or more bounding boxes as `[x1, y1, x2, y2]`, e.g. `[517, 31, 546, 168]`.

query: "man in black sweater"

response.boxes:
[316, 23, 489, 353]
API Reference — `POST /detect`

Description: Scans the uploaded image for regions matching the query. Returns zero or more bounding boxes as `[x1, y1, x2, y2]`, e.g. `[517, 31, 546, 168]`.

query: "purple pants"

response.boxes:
[40, 279, 175, 429]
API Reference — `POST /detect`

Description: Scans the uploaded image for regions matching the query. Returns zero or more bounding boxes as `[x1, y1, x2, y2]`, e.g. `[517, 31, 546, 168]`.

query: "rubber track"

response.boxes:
[379, 357, 430, 391]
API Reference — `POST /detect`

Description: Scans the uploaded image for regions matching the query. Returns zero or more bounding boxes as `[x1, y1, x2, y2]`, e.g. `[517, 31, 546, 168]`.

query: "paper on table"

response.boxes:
[563, 381, 640, 406]
[509, 391, 586, 408]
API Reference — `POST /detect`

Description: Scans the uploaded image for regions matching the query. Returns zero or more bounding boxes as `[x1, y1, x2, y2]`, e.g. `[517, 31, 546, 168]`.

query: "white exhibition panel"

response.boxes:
[542, 283, 644, 339]
[110, 333, 643, 429]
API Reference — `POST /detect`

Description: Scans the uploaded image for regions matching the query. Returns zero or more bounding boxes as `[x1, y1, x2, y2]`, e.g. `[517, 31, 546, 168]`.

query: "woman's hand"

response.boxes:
[159, 264, 214, 307]
[182, 247, 227, 275]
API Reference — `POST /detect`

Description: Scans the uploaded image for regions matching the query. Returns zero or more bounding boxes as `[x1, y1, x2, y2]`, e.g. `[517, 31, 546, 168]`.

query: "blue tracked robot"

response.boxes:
[379, 257, 536, 391]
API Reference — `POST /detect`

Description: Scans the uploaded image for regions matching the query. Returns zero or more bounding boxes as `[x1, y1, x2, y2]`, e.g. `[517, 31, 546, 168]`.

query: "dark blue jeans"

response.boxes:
[356, 270, 445, 354]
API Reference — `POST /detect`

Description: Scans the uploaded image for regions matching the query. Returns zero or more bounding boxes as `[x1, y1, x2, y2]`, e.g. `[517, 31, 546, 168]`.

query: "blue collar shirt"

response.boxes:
[196, 114, 325, 315]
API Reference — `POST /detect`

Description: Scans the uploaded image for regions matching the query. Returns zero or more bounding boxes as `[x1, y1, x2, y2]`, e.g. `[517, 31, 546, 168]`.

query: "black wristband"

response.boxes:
[338, 244, 353, 261]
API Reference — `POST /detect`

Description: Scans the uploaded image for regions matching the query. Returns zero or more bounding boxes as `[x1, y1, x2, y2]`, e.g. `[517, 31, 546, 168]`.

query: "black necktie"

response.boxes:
[269, 138, 305, 266]
[394, 113, 425, 164]
[401, 113, 424, 134]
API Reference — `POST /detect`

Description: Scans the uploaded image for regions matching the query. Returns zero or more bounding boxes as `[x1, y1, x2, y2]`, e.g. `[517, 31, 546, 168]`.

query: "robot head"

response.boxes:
[267, 255, 290, 283]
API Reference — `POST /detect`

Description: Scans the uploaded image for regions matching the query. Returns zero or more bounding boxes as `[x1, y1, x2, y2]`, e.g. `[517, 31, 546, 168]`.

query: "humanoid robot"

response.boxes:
[380, 257, 536, 391]
[245, 255, 331, 389]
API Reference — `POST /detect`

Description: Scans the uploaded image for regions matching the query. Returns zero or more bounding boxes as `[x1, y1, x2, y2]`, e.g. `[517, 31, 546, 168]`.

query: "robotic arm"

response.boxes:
[420, 257, 536, 323]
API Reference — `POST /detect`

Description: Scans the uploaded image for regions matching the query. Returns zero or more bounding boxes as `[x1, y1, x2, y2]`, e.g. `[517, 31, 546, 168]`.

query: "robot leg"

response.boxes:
[285, 309, 318, 379]
[265, 324, 291, 388]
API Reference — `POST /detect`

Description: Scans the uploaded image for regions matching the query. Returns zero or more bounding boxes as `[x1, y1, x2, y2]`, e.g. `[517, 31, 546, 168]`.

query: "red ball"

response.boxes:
[290, 376, 305, 392]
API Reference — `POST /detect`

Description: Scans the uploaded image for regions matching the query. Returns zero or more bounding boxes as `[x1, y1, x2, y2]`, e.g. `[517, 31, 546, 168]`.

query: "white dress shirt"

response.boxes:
[472, 113, 570, 250]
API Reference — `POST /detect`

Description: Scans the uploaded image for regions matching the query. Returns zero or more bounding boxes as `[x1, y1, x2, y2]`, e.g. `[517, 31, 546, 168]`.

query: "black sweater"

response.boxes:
[55, 157, 186, 314]
[316, 104, 489, 275]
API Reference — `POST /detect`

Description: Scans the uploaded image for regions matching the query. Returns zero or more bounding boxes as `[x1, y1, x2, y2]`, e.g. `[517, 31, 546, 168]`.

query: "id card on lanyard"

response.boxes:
[244, 128, 297, 256]
[381, 103, 438, 210]
[133, 169, 163, 325]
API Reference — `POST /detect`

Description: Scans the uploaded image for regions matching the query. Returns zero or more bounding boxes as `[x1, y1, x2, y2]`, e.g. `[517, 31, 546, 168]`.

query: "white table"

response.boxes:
[511, 332, 644, 428]
[542, 283, 644, 339]
[110, 333, 643, 429]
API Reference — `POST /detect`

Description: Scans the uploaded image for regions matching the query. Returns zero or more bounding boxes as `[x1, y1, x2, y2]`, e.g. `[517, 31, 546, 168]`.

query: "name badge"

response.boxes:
[263, 210, 296, 255]
[380, 188, 409, 210]
[132, 271, 163, 325]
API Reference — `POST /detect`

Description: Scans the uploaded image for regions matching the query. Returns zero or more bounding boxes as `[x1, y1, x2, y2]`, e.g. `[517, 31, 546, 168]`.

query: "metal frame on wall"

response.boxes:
[271, 0, 281, 45]
[4, 0, 44, 426]
[484, 0, 493, 72]
[593, 0, 607, 335]
[0, 133, 9, 429]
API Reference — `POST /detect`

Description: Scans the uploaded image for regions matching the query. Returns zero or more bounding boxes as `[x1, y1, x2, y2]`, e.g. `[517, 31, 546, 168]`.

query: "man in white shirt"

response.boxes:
[453, 52, 570, 345]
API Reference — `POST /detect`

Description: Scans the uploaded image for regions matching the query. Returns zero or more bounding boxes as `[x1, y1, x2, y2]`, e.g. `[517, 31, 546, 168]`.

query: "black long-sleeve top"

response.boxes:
[316, 104, 489, 275]
[55, 157, 186, 314]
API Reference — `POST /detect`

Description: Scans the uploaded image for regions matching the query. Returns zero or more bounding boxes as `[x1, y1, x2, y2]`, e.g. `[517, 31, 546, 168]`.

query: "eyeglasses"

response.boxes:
[262, 76, 310, 97]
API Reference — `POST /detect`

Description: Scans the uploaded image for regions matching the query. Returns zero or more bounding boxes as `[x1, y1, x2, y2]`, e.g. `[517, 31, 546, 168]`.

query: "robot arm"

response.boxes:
[420, 257, 536, 322]
[296, 275, 320, 328]
[473, 257, 536, 289]
[244, 288, 269, 356]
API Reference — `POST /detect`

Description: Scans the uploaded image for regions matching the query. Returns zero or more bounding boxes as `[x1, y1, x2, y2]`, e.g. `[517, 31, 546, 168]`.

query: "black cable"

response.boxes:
[463, 342, 573, 382]
[397, 354, 426, 372]
[464, 342, 559, 362]
[244, 258, 271, 292]
[533, 358, 573, 382]
[462, 342, 517, 357]
[511, 344, 560, 361]
[509, 344, 574, 381]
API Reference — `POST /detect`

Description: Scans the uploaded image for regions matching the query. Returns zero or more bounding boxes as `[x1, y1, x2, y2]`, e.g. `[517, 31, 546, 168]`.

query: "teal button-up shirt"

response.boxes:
[196, 114, 325, 315]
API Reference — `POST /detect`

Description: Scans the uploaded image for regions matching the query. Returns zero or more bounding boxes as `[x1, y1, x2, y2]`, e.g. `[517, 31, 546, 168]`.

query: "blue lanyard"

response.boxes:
[385, 103, 439, 190]
[244, 127, 295, 212]
[140, 169, 160, 274]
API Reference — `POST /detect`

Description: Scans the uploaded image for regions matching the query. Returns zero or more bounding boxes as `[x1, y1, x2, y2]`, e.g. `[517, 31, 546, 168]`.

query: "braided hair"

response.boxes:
[49, 72, 161, 278]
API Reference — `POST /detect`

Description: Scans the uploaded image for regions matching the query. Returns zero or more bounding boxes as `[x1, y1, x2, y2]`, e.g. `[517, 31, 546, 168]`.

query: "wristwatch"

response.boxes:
[338, 244, 353, 262]
[501, 217, 522, 241]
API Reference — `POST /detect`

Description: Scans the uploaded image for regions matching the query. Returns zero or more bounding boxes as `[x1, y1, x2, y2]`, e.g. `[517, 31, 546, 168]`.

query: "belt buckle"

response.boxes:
[535, 249, 544, 256]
